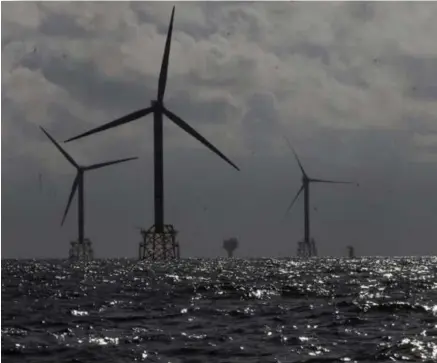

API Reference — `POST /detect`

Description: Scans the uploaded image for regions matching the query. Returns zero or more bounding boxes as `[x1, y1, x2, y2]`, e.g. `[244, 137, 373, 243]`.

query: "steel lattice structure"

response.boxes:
[69, 239, 94, 261]
[138, 224, 180, 260]
[296, 238, 317, 258]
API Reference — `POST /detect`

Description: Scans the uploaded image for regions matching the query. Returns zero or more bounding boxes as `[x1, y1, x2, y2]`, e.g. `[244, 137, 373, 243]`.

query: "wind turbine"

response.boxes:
[64, 6, 239, 234]
[41, 127, 138, 245]
[283, 137, 358, 256]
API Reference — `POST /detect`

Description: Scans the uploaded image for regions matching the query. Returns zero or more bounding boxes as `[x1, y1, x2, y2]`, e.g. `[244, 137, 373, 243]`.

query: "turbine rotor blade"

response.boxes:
[283, 136, 307, 177]
[61, 174, 79, 226]
[309, 178, 357, 185]
[284, 184, 304, 218]
[157, 6, 175, 102]
[64, 107, 154, 143]
[40, 127, 78, 168]
[85, 157, 138, 171]
[162, 107, 240, 171]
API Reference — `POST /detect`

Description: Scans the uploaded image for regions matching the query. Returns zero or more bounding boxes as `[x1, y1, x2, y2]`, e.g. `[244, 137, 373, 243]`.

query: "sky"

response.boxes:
[2, 1, 437, 259]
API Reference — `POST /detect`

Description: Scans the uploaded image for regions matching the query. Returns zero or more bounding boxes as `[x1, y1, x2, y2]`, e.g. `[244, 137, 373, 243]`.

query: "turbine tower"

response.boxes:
[64, 6, 239, 261]
[283, 137, 358, 258]
[41, 127, 138, 260]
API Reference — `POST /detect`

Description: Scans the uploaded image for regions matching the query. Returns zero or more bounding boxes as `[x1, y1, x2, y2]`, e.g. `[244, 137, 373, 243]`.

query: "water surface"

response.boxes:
[2, 257, 437, 362]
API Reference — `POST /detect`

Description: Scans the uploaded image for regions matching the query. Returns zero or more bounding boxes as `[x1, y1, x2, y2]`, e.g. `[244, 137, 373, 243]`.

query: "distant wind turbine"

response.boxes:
[283, 136, 359, 251]
[64, 6, 239, 234]
[41, 127, 138, 245]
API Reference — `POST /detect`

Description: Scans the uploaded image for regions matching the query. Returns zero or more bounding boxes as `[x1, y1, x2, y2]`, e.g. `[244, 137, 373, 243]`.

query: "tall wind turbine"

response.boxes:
[41, 127, 138, 245]
[64, 6, 239, 236]
[283, 137, 358, 256]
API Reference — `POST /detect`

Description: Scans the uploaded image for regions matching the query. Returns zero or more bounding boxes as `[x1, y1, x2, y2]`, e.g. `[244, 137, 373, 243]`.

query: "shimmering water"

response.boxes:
[2, 258, 437, 362]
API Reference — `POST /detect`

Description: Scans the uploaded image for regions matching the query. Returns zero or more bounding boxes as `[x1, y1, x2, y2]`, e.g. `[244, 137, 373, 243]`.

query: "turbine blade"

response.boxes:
[85, 157, 138, 171]
[64, 107, 154, 143]
[40, 127, 78, 168]
[309, 178, 358, 186]
[283, 136, 307, 177]
[162, 107, 240, 171]
[157, 6, 175, 102]
[61, 174, 79, 226]
[284, 184, 304, 218]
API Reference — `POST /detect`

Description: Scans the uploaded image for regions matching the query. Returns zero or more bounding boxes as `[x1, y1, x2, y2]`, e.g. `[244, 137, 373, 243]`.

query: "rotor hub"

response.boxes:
[151, 99, 163, 109]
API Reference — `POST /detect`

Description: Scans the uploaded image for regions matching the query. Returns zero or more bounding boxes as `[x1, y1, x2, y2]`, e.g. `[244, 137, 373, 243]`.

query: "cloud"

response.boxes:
[241, 91, 280, 153]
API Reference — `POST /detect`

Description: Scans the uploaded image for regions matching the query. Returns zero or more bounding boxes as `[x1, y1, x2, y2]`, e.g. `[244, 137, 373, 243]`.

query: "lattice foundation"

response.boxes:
[296, 238, 318, 258]
[138, 224, 180, 260]
[69, 238, 94, 261]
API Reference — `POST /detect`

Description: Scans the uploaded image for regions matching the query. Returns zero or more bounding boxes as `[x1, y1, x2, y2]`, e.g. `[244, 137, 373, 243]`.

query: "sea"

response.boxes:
[2, 257, 437, 363]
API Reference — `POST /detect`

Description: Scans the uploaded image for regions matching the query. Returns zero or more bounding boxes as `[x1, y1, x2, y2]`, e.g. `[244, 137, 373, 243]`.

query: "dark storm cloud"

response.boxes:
[2, 2, 437, 258]
[21, 55, 155, 115]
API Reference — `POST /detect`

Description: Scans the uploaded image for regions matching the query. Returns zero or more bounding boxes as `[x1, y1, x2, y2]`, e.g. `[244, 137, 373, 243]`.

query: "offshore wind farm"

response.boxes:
[3, 3, 437, 362]
[4, 4, 432, 260]
[51, 7, 360, 262]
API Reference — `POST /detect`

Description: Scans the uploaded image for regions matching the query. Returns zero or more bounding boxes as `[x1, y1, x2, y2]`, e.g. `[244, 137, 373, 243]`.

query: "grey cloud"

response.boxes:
[399, 55, 437, 101]
[309, 128, 412, 169]
[187, 52, 259, 91]
[404, 115, 437, 135]
[40, 13, 90, 39]
[331, 67, 370, 89]
[21, 55, 154, 115]
[291, 43, 331, 66]
[345, 2, 376, 23]
[132, 2, 209, 41]
[241, 92, 279, 152]
[286, 42, 373, 90]
[166, 91, 238, 127]
[46, 104, 90, 138]
[417, 144, 437, 155]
